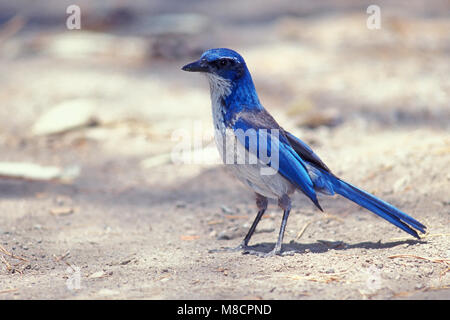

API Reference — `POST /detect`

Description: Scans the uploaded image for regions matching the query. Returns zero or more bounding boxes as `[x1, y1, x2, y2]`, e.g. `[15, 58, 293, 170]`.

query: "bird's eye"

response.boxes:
[219, 59, 229, 67]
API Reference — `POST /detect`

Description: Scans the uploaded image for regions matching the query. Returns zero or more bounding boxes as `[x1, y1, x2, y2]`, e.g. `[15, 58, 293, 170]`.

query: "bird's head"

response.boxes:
[182, 48, 247, 82]
[182, 48, 260, 108]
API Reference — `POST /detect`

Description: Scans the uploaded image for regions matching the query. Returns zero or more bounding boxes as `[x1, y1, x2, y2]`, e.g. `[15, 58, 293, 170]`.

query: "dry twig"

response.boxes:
[388, 254, 450, 265]
[389, 233, 450, 241]
[289, 270, 350, 284]
[295, 221, 312, 241]
[0, 288, 18, 294]
[0, 244, 28, 262]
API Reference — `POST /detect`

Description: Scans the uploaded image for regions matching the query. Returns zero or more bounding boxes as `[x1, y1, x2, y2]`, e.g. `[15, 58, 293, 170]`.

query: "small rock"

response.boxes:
[217, 231, 231, 240]
[393, 176, 410, 193]
[120, 259, 132, 265]
[0, 162, 66, 181]
[220, 205, 233, 214]
[89, 271, 105, 279]
[175, 202, 186, 208]
[32, 99, 98, 136]
[209, 230, 217, 237]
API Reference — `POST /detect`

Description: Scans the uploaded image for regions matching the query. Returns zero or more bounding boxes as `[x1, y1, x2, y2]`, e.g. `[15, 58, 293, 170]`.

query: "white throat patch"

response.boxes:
[206, 73, 232, 131]
[206, 73, 232, 103]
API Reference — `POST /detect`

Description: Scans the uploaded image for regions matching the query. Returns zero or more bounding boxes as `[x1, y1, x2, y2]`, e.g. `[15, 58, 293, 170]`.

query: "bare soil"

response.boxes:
[0, 0, 449, 299]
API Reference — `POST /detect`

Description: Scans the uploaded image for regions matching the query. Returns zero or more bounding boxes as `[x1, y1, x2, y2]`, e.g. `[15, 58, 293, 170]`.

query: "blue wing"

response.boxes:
[284, 131, 331, 173]
[232, 113, 322, 210]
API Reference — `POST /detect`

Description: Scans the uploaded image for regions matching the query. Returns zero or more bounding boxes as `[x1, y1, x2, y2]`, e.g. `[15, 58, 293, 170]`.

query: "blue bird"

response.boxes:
[182, 48, 426, 257]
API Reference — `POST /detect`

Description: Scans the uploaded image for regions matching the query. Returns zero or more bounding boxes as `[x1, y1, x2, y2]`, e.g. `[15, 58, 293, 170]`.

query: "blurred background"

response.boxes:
[0, 0, 449, 299]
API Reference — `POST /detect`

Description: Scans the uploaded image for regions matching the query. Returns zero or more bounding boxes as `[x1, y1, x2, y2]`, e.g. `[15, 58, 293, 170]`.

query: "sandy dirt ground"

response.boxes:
[0, 1, 449, 299]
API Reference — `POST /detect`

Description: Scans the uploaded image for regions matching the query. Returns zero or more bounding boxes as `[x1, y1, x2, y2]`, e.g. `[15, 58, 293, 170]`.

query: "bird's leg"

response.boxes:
[264, 194, 292, 257]
[242, 194, 293, 257]
[239, 194, 268, 248]
[209, 193, 267, 253]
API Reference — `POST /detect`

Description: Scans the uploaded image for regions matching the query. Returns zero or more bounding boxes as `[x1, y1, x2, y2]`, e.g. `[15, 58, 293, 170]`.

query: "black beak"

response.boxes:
[182, 59, 208, 72]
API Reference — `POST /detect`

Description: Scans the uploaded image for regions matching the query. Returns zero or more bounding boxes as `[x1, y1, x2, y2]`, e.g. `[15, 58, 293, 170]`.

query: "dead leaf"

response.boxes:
[180, 235, 200, 241]
[207, 220, 223, 225]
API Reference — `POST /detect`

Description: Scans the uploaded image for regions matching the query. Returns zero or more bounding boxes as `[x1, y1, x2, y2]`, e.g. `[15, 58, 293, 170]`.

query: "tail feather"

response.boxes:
[326, 174, 426, 239]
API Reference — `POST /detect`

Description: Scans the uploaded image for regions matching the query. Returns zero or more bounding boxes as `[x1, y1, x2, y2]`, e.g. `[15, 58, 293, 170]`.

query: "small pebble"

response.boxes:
[220, 205, 233, 214]
[217, 231, 231, 240]
[175, 202, 186, 208]
[209, 230, 217, 237]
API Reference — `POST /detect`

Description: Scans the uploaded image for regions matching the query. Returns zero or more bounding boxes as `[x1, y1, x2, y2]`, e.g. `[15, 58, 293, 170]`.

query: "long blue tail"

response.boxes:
[326, 173, 426, 239]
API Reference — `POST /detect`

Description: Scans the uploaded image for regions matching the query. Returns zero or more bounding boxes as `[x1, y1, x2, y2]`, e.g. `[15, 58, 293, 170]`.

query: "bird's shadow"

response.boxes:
[212, 239, 426, 257]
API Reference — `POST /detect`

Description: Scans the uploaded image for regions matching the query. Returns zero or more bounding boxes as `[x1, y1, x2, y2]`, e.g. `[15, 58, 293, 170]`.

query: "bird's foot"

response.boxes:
[210, 244, 297, 257]
[242, 245, 294, 258]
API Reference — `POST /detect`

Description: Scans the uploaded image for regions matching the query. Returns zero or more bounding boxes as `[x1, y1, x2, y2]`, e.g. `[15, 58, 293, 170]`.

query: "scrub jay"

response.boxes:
[182, 48, 426, 257]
